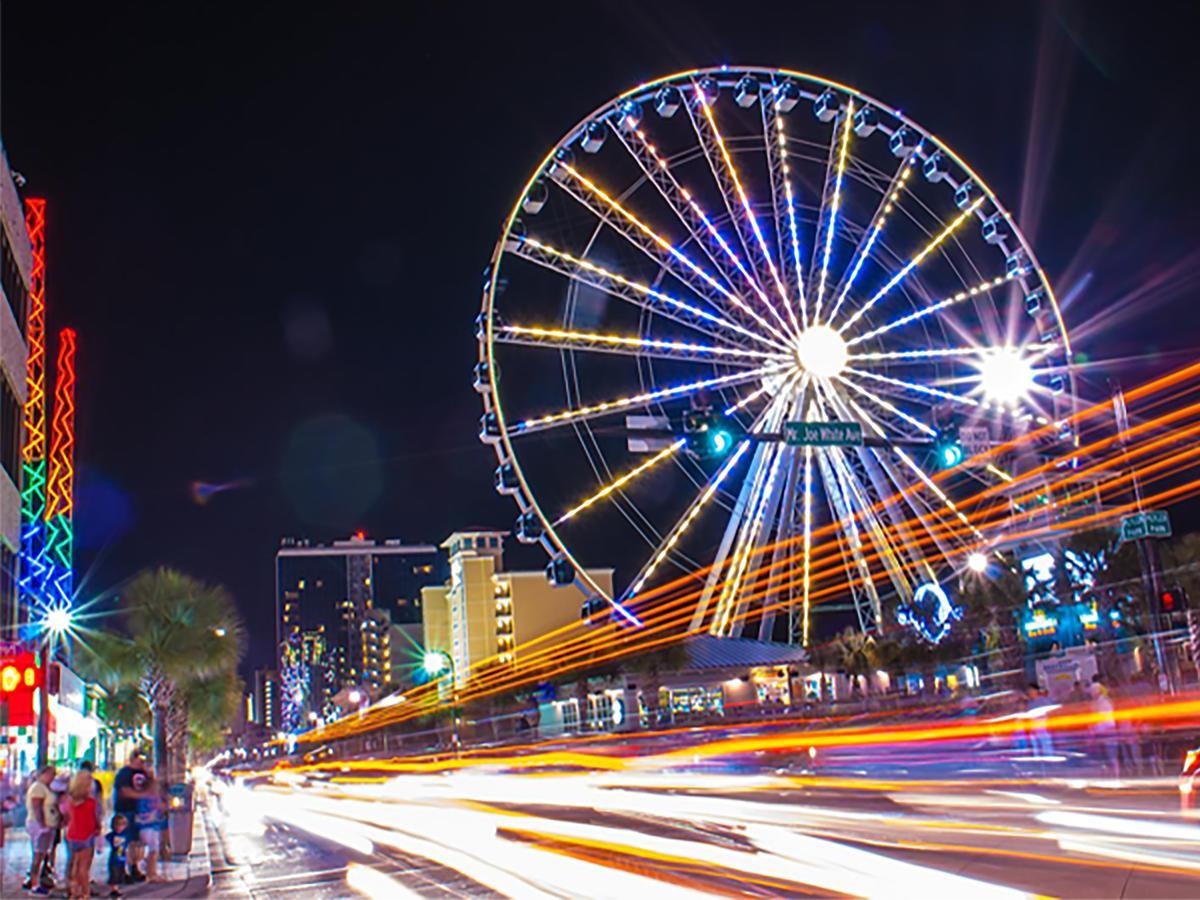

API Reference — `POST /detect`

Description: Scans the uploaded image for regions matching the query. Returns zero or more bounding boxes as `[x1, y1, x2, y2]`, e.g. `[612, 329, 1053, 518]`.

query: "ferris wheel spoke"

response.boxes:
[711, 443, 790, 636]
[824, 151, 920, 327]
[799, 442, 815, 645]
[761, 80, 810, 329]
[510, 364, 786, 436]
[512, 237, 787, 352]
[810, 99, 855, 324]
[686, 81, 798, 339]
[850, 346, 987, 364]
[553, 162, 795, 346]
[838, 195, 986, 335]
[612, 123, 776, 319]
[831, 375, 936, 438]
[495, 324, 785, 367]
[842, 366, 980, 409]
[846, 270, 1021, 347]
[814, 384, 923, 603]
[556, 439, 686, 525]
[690, 385, 796, 631]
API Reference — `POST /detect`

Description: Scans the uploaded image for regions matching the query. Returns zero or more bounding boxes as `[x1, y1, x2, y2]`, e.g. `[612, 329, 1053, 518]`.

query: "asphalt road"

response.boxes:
[205, 762, 1200, 898]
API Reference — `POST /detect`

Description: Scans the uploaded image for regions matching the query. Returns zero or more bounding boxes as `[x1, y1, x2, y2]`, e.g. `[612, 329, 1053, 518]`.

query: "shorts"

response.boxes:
[28, 826, 53, 853]
[140, 828, 160, 853]
[68, 838, 95, 854]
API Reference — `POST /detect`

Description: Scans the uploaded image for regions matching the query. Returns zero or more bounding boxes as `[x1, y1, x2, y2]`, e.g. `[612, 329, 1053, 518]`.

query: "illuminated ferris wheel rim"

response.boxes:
[477, 65, 1077, 637]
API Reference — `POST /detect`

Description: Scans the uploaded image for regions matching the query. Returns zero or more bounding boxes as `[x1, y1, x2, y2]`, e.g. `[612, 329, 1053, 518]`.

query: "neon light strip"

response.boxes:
[514, 364, 786, 433]
[498, 325, 783, 362]
[814, 100, 855, 322]
[839, 196, 985, 334]
[693, 85, 796, 336]
[557, 440, 685, 525]
[44, 328, 77, 607]
[561, 164, 793, 347]
[825, 153, 918, 326]
[847, 270, 1020, 347]
[18, 199, 49, 613]
[626, 441, 751, 598]
[518, 238, 786, 352]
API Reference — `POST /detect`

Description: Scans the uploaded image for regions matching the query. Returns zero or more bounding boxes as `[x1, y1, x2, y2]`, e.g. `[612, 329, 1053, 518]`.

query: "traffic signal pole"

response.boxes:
[1112, 381, 1175, 692]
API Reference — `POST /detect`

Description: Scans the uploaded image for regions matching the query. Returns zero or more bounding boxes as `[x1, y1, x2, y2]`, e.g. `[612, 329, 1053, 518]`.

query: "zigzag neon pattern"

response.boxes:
[18, 199, 49, 620]
[44, 329, 77, 608]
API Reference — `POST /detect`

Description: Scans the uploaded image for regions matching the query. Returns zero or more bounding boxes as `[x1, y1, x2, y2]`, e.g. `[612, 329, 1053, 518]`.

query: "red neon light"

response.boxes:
[45, 329, 77, 522]
[21, 199, 47, 465]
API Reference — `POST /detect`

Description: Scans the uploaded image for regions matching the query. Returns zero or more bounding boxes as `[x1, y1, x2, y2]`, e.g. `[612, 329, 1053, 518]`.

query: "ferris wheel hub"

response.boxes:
[794, 325, 849, 379]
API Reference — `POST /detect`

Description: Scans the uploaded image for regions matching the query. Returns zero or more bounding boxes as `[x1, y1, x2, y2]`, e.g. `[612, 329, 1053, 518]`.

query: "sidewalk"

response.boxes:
[0, 808, 211, 898]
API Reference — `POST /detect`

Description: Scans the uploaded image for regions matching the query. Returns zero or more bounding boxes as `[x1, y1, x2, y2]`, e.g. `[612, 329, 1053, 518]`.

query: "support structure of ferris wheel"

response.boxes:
[477, 67, 1076, 647]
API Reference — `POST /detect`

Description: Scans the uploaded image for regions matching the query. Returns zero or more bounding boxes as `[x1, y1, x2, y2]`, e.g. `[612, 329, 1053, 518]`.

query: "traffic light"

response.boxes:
[1159, 585, 1189, 617]
[933, 428, 964, 469]
[683, 408, 742, 459]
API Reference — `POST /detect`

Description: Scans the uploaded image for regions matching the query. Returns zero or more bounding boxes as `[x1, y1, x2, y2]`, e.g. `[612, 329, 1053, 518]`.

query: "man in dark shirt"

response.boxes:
[112, 751, 147, 882]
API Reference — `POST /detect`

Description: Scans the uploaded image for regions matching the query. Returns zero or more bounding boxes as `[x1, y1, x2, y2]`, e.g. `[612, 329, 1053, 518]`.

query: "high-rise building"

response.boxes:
[421, 530, 613, 688]
[0, 145, 33, 632]
[252, 668, 281, 733]
[274, 535, 443, 727]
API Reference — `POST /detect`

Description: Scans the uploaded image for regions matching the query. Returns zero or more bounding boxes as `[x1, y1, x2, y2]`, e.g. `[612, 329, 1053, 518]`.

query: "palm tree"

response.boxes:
[834, 628, 878, 699]
[82, 567, 245, 782]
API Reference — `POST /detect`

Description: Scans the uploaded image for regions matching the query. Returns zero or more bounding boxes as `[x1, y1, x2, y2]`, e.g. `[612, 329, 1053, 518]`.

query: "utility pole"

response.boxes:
[1111, 382, 1175, 692]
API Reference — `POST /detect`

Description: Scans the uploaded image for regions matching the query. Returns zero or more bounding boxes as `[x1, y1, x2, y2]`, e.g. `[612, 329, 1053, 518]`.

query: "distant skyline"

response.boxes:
[3, 1, 1199, 674]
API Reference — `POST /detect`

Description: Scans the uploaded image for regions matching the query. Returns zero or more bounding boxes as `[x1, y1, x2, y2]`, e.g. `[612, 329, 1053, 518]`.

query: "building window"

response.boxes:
[0, 377, 19, 484]
[1, 223, 29, 338]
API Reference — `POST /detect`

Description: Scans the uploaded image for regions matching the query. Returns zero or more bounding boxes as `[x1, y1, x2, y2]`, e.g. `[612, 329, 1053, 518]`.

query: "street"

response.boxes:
[206, 725, 1200, 898]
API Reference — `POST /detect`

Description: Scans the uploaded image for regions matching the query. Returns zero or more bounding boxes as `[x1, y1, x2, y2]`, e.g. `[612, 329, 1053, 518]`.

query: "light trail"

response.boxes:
[303, 362, 1200, 738]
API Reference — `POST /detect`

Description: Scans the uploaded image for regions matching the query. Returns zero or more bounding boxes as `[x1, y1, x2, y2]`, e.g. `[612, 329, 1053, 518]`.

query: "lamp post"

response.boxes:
[36, 605, 73, 767]
[422, 650, 460, 754]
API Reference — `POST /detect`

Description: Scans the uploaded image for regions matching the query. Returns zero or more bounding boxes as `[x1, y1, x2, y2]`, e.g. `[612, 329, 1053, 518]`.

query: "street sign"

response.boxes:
[1119, 509, 1172, 543]
[784, 421, 863, 447]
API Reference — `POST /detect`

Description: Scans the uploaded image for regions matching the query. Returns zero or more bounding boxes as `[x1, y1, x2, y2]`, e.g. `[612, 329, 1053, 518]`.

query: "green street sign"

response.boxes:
[1119, 509, 1172, 543]
[784, 421, 863, 447]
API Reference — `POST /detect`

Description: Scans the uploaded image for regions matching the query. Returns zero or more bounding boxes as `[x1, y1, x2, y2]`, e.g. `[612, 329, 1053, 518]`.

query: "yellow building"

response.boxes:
[420, 530, 613, 687]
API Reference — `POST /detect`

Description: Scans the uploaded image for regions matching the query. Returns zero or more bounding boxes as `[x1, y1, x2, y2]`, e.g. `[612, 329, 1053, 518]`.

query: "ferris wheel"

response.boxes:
[476, 67, 1075, 645]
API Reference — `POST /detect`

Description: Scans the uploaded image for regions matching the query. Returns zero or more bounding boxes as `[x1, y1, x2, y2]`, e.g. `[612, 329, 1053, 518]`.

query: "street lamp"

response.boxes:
[422, 649, 460, 754]
[966, 552, 989, 574]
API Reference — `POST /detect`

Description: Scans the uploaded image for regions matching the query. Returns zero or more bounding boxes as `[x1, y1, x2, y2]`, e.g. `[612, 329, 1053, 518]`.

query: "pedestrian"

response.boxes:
[105, 815, 129, 897]
[43, 770, 69, 889]
[22, 765, 56, 895]
[134, 771, 164, 882]
[112, 750, 147, 882]
[64, 769, 100, 900]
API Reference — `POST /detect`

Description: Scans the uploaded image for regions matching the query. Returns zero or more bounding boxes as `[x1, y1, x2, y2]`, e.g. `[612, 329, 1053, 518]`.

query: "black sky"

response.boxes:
[3, 1, 1199, 676]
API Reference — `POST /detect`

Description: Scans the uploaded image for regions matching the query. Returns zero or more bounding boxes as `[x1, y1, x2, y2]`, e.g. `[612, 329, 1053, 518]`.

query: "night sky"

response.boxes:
[3, 1, 1199, 677]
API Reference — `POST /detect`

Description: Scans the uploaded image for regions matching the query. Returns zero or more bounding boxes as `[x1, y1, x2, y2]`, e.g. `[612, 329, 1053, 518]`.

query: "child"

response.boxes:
[105, 815, 129, 897]
[64, 770, 99, 900]
[134, 774, 164, 882]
